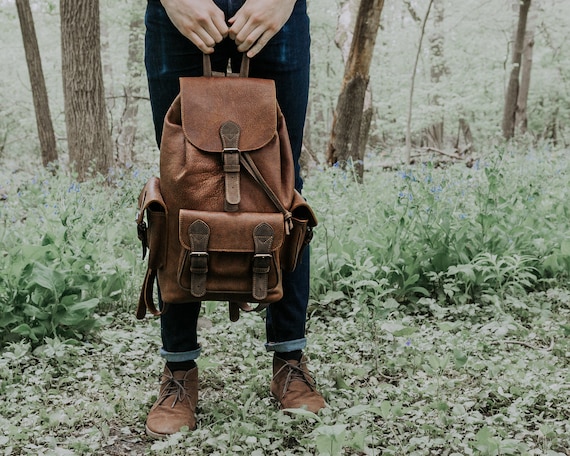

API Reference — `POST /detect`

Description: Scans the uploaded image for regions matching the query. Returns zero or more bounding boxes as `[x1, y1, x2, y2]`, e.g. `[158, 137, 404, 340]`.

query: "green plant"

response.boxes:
[0, 167, 148, 347]
[308, 146, 570, 313]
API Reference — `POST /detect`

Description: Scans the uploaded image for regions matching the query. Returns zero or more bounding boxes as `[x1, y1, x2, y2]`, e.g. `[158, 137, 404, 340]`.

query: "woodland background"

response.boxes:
[1, 0, 570, 455]
[2, 0, 570, 173]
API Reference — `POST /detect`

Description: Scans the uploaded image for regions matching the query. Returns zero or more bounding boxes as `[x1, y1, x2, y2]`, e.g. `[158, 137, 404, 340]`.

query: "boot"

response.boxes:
[145, 366, 198, 438]
[270, 355, 326, 413]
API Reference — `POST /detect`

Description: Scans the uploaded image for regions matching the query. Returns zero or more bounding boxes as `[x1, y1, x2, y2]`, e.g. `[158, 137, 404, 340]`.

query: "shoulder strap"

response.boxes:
[136, 268, 161, 319]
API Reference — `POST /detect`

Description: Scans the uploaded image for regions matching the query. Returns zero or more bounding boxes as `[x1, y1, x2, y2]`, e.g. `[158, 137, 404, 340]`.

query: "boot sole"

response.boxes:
[145, 423, 197, 439]
[145, 425, 170, 440]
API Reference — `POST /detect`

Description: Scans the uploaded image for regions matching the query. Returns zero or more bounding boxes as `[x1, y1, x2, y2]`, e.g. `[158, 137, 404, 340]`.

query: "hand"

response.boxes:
[228, 0, 297, 58]
[160, 0, 228, 54]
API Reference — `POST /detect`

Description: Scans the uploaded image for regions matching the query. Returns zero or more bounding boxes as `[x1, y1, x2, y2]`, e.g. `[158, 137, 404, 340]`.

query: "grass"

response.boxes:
[1, 145, 569, 455]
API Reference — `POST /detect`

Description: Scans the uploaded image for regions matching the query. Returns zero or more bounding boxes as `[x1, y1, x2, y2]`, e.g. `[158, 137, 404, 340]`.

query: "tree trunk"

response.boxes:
[16, 0, 57, 167]
[116, 16, 144, 165]
[333, 0, 375, 175]
[60, 0, 113, 180]
[455, 118, 473, 154]
[515, 28, 534, 135]
[502, 0, 532, 140]
[424, 0, 446, 149]
[326, 0, 385, 182]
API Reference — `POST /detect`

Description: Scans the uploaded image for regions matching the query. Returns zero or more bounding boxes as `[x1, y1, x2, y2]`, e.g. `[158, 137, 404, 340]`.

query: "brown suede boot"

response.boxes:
[270, 355, 326, 413]
[145, 366, 198, 438]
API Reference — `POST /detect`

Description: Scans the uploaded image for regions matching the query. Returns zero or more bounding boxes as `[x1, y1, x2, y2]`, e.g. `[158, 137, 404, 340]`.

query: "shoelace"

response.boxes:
[274, 360, 316, 400]
[157, 373, 188, 408]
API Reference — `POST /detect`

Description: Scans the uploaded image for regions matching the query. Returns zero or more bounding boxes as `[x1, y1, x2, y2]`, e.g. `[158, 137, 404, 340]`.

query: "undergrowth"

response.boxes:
[0, 145, 569, 455]
[308, 146, 570, 312]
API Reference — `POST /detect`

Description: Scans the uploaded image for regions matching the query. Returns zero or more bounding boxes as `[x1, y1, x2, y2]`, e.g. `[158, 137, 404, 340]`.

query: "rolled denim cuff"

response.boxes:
[160, 346, 201, 362]
[265, 338, 306, 353]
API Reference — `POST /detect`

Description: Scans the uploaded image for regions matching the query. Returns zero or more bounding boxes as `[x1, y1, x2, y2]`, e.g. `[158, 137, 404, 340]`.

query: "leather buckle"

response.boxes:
[190, 251, 209, 274]
[253, 253, 272, 274]
[137, 221, 148, 259]
[137, 221, 147, 242]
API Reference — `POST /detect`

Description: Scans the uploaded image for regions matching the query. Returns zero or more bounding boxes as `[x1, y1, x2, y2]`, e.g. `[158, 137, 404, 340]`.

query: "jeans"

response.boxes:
[144, 0, 311, 361]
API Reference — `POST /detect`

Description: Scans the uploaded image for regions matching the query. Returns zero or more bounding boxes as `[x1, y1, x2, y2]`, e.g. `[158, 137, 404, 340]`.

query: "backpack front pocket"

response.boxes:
[177, 210, 285, 303]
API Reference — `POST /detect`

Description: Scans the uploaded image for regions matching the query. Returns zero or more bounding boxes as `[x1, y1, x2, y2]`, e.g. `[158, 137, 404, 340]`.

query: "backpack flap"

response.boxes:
[180, 77, 277, 153]
[180, 77, 279, 213]
[178, 210, 284, 303]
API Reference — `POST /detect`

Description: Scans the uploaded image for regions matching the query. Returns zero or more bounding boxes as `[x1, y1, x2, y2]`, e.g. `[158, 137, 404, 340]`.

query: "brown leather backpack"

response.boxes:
[135, 56, 317, 321]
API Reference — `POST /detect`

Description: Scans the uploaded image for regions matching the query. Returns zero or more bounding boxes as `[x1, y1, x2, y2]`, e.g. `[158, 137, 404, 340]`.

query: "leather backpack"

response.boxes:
[135, 55, 317, 321]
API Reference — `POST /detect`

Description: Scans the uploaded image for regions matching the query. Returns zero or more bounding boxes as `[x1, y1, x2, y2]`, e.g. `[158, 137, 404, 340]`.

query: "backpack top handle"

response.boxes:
[202, 53, 250, 78]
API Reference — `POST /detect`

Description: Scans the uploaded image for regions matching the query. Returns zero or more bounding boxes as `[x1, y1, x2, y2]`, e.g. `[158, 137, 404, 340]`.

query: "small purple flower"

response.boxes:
[67, 182, 80, 193]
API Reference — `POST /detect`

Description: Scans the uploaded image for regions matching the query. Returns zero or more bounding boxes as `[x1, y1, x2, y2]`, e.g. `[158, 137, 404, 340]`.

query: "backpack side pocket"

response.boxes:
[281, 190, 318, 272]
[137, 177, 167, 270]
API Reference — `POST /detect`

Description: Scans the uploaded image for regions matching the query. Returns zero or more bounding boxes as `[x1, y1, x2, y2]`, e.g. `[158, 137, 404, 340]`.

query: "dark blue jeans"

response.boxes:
[144, 0, 311, 361]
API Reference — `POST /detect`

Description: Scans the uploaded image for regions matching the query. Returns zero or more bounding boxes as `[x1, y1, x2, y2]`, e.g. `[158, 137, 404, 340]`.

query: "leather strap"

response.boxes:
[203, 53, 250, 77]
[188, 219, 210, 298]
[228, 301, 269, 322]
[229, 301, 253, 322]
[240, 152, 293, 234]
[136, 268, 160, 319]
[202, 54, 212, 77]
[252, 222, 274, 301]
[137, 220, 148, 260]
[220, 121, 241, 212]
[239, 55, 250, 77]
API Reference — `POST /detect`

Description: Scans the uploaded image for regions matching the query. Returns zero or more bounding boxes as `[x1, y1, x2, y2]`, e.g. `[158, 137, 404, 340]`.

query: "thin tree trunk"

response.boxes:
[515, 29, 534, 134]
[327, 0, 384, 182]
[502, 0, 532, 140]
[16, 0, 57, 167]
[424, 0, 446, 149]
[455, 118, 473, 154]
[116, 16, 144, 165]
[60, 0, 113, 180]
[405, 0, 433, 164]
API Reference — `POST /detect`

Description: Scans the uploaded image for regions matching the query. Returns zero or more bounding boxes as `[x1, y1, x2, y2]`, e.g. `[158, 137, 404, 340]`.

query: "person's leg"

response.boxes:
[247, 0, 311, 357]
[145, 0, 205, 366]
[144, 0, 229, 437]
[247, 0, 325, 412]
[145, 0, 233, 364]
[145, 0, 251, 438]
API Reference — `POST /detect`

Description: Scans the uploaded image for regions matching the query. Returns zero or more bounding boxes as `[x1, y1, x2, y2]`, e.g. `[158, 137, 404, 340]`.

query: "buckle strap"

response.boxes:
[137, 220, 148, 260]
[252, 222, 274, 301]
[188, 220, 210, 298]
[220, 121, 241, 212]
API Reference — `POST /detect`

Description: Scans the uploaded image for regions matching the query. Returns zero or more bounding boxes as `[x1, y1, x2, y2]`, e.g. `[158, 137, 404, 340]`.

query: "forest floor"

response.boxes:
[2, 288, 570, 455]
